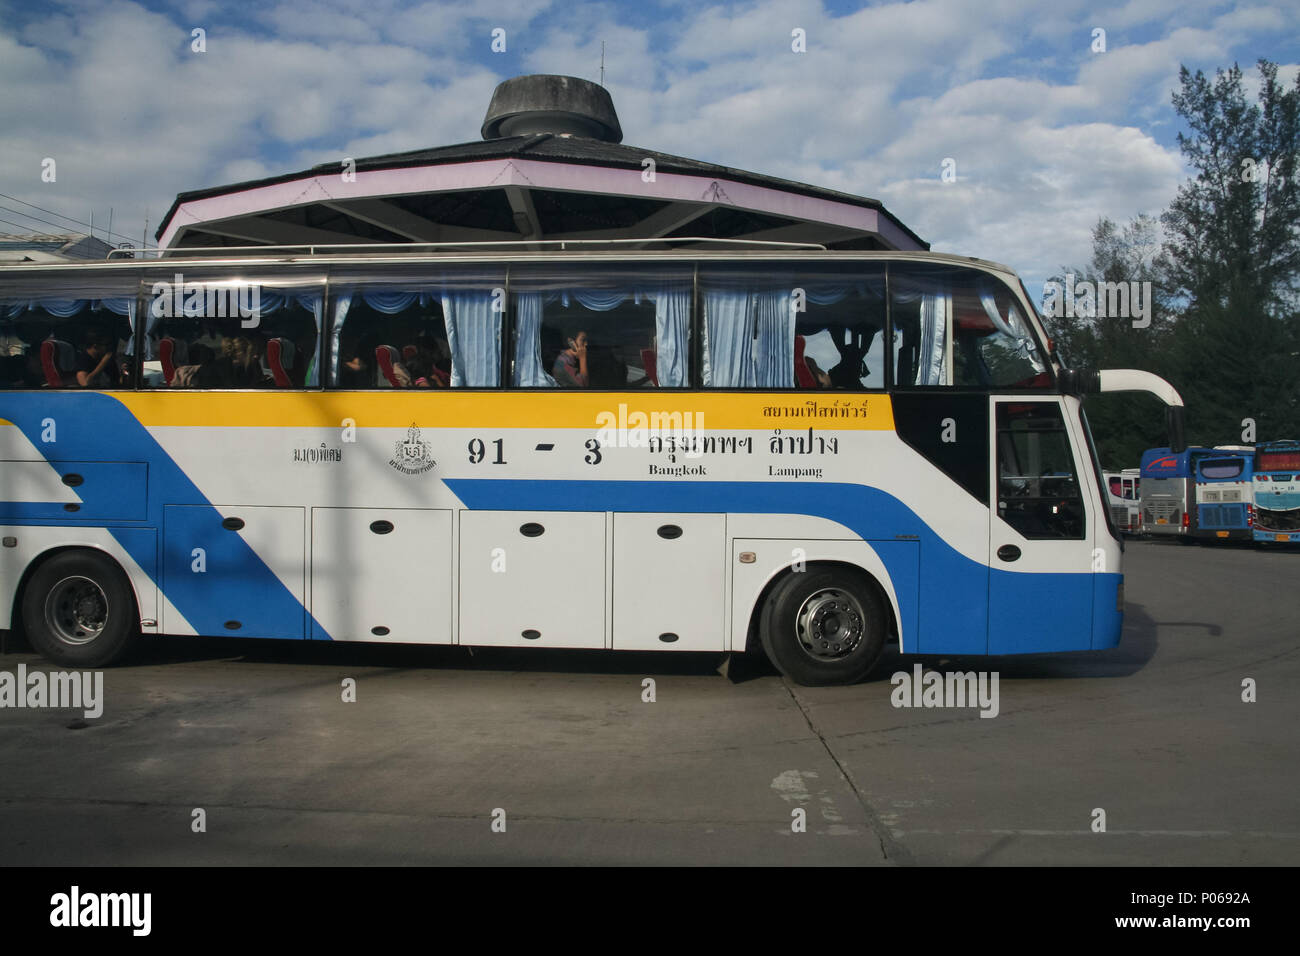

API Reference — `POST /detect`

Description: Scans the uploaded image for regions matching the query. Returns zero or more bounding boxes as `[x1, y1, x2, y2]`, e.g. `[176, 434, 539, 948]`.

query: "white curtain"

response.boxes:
[511, 292, 555, 386]
[442, 290, 500, 387]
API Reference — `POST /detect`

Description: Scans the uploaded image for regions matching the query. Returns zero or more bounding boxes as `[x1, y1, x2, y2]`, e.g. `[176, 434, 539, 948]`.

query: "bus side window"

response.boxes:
[995, 402, 1085, 539]
[701, 264, 885, 389]
[891, 265, 1047, 389]
[0, 294, 133, 389]
[328, 277, 500, 388]
[146, 284, 320, 389]
[509, 265, 692, 388]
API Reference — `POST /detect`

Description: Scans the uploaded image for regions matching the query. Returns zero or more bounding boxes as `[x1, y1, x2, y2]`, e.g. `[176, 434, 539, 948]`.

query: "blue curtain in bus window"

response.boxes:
[32, 299, 86, 318]
[512, 292, 556, 386]
[565, 289, 626, 311]
[442, 290, 500, 387]
[651, 286, 690, 387]
[703, 288, 756, 387]
[703, 287, 796, 387]
[752, 290, 794, 388]
[362, 290, 423, 313]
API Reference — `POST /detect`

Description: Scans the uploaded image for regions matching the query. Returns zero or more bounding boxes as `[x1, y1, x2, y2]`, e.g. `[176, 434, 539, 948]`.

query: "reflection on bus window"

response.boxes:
[509, 265, 692, 388]
[1, 294, 134, 389]
[891, 265, 1048, 389]
[145, 284, 321, 389]
[701, 264, 886, 389]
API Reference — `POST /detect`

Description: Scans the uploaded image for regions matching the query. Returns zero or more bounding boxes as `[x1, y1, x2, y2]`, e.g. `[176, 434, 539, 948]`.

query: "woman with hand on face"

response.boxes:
[552, 329, 589, 387]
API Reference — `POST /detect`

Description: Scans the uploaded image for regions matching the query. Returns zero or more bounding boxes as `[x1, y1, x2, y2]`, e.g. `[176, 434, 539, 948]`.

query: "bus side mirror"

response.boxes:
[1057, 367, 1100, 396]
[1167, 406, 1186, 454]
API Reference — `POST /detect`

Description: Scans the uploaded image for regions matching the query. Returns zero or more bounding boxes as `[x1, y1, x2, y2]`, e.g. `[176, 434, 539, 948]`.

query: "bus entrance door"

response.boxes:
[987, 399, 1095, 654]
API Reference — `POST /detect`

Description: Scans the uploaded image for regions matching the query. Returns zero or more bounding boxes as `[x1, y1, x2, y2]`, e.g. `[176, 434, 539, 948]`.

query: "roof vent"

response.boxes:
[481, 74, 622, 143]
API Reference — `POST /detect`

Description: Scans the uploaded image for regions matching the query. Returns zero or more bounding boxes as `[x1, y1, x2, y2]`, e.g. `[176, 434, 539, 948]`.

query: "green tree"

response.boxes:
[1162, 59, 1300, 444]
[1043, 215, 1176, 468]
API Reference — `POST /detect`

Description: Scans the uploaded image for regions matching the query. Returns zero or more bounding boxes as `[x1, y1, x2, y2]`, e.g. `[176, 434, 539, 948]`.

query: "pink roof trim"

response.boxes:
[159, 158, 921, 250]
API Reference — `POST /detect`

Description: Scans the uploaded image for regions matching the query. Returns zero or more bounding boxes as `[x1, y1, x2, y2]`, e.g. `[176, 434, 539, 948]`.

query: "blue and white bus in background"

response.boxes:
[1140, 446, 1206, 539]
[1252, 440, 1300, 544]
[0, 245, 1187, 685]
[1191, 447, 1254, 541]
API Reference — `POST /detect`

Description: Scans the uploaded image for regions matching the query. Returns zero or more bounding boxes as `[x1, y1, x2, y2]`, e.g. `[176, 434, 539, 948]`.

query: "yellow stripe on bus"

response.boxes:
[101, 392, 895, 430]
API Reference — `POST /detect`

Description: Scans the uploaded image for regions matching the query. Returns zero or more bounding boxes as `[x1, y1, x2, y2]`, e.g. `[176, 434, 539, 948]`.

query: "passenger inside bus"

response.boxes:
[75, 330, 120, 388]
[406, 333, 450, 387]
[552, 330, 590, 387]
[171, 343, 218, 388]
[212, 335, 269, 388]
[146, 288, 318, 389]
[803, 354, 832, 388]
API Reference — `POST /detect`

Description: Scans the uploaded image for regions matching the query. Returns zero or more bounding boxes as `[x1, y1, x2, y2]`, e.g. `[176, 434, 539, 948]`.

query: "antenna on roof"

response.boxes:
[600, 41, 605, 88]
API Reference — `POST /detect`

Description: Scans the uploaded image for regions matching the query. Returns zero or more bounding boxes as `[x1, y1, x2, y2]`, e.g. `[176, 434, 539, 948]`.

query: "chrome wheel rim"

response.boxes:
[794, 588, 864, 660]
[44, 575, 108, 646]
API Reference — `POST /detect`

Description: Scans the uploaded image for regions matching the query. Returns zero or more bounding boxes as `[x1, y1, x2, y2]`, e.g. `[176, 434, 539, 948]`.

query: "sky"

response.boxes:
[0, 0, 1296, 294]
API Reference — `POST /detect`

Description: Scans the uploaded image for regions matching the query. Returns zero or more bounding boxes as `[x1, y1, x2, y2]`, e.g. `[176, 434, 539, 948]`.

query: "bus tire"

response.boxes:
[21, 550, 139, 668]
[759, 567, 886, 686]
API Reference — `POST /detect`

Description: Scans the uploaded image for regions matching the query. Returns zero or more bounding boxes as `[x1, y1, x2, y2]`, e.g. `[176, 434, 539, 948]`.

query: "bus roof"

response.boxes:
[0, 244, 1024, 280]
[1140, 447, 1211, 478]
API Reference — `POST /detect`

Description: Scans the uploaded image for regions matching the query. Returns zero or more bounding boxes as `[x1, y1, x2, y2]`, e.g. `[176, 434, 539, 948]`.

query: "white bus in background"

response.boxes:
[1104, 468, 1141, 534]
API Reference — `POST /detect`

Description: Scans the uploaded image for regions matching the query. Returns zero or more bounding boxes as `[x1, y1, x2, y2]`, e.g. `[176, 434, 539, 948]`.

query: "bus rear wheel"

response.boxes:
[21, 551, 139, 668]
[759, 567, 886, 686]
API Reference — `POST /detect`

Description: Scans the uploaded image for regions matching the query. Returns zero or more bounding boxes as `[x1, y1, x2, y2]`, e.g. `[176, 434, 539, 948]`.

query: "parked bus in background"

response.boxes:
[1104, 468, 1141, 534]
[1190, 447, 1254, 541]
[1252, 440, 1300, 544]
[1140, 447, 1202, 539]
[0, 244, 1187, 685]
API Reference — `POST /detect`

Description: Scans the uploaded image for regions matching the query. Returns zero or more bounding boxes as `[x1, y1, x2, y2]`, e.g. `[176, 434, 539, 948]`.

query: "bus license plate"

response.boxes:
[1156, 518, 1167, 524]
[1276, 534, 1289, 542]
[1217, 531, 1229, 538]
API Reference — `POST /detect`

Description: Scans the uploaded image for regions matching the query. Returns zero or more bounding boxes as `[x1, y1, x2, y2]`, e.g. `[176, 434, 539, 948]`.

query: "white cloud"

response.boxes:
[0, 0, 1291, 279]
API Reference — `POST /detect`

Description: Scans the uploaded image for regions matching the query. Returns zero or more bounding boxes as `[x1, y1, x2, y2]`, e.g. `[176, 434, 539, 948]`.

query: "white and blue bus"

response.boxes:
[0, 245, 1184, 685]
[1252, 440, 1300, 544]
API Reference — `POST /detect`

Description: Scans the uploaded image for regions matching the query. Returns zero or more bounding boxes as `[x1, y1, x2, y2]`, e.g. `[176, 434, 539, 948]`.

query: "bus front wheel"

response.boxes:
[21, 550, 139, 668]
[759, 567, 887, 686]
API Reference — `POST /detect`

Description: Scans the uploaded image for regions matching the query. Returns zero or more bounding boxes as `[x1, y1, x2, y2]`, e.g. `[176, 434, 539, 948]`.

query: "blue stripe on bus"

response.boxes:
[443, 478, 1117, 654]
[1, 394, 1118, 655]
[1, 392, 324, 640]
